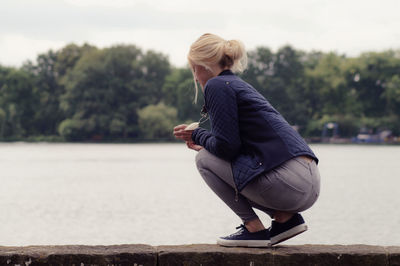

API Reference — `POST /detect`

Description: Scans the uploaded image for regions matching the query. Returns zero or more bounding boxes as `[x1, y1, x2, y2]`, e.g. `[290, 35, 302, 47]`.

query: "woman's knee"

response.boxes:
[195, 148, 210, 171]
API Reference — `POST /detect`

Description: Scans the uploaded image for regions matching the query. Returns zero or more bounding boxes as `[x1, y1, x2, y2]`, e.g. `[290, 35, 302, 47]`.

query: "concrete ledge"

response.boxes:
[0, 245, 156, 266]
[158, 244, 400, 266]
[0, 244, 399, 266]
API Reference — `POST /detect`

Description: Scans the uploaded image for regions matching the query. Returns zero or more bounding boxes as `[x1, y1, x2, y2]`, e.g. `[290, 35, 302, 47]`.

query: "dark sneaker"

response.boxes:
[217, 224, 270, 247]
[270, 213, 308, 245]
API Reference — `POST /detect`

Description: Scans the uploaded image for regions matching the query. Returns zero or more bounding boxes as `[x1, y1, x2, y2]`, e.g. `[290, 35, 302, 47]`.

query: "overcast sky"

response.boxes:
[1, 0, 400, 67]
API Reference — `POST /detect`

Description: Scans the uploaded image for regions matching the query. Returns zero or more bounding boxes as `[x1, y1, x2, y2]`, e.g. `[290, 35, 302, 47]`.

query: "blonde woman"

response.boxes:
[174, 33, 320, 247]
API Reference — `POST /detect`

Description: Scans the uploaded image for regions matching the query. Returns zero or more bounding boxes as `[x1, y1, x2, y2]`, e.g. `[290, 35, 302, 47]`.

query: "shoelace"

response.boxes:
[227, 224, 247, 237]
[236, 224, 246, 230]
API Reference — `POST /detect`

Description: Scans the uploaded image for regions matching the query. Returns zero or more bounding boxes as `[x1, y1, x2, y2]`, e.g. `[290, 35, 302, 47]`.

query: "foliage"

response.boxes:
[162, 67, 203, 122]
[0, 67, 38, 138]
[137, 102, 178, 140]
[0, 43, 399, 141]
[58, 45, 170, 141]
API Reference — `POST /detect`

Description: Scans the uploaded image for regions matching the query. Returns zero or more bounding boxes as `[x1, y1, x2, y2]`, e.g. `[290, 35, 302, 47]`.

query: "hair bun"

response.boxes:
[223, 39, 246, 72]
[188, 33, 247, 73]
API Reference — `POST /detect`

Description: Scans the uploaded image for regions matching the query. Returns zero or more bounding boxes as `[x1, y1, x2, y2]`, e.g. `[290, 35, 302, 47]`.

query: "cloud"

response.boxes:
[0, 34, 65, 66]
[0, 0, 224, 40]
[63, 0, 141, 8]
[1, 0, 400, 67]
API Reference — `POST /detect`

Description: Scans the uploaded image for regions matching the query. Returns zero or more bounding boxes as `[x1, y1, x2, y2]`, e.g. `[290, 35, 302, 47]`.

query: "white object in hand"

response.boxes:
[185, 122, 199, 131]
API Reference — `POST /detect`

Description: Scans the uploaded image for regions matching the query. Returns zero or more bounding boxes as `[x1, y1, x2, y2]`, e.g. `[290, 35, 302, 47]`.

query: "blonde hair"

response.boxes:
[187, 33, 248, 102]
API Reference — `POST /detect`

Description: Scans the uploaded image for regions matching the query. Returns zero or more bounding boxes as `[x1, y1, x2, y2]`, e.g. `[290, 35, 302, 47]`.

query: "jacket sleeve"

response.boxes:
[192, 80, 241, 161]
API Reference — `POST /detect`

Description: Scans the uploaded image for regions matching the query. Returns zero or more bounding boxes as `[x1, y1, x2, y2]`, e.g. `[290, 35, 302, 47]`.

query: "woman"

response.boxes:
[173, 33, 320, 247]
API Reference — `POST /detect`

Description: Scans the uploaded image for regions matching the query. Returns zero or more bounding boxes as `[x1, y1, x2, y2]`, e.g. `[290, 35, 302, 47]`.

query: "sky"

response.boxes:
[1, 0, 400, 68]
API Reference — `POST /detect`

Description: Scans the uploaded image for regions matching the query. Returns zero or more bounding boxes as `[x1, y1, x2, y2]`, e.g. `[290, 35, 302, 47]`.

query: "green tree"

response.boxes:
[349, 50, 400, 117]
[137, 102, 177, 140]
[55, 43, 96, 78]
[21, 44, 96, 136]
[23, 50, 62, 136]
[59, 45, 171, 140]
[1, 43, 400, 141]
[305, 53, 360, 117]
[272, 46, 309, 125]
[0, 68, 38, 138]
[242, 46, 309, 126]
[241, 46, 274, 96]
[384, 75, 400, 115]
[162, 67, 202, 123]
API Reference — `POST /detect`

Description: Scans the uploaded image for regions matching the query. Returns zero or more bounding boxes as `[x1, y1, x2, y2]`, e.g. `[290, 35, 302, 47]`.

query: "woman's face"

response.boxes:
[193, 64, 215, 90]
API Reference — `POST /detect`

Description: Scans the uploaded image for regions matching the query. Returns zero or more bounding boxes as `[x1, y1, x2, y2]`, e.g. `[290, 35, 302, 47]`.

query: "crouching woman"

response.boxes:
[174, 33, 320, 247]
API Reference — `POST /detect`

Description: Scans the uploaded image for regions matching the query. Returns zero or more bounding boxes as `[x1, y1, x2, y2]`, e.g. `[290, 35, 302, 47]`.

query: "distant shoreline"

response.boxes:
[1, 138, 399, 145]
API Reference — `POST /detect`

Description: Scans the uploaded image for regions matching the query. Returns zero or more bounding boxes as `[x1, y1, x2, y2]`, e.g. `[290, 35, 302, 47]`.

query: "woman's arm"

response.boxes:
[192, 81, 241, 160]
[173, 125, 204, 151]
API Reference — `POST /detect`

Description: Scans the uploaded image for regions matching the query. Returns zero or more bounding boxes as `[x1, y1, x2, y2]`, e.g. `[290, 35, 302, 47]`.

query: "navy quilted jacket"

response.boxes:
[192, 70, 318, 192]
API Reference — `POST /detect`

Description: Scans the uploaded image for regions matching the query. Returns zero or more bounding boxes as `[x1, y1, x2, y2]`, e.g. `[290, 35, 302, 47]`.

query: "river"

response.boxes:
[0, 143, 399, 246]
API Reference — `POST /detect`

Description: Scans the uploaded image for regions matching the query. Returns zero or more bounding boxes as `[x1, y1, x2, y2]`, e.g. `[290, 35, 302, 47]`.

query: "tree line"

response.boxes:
[0, 43, 399, 142]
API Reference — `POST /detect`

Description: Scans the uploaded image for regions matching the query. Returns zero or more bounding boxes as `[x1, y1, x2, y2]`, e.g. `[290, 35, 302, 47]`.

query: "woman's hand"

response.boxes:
[174, 124, 203, 151]
[173, 124, 194, 142]
[186, 141, 203, 151]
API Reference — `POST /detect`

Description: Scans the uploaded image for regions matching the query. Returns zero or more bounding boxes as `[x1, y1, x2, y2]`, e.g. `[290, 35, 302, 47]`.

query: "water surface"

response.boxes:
[0, 143, 399, 246]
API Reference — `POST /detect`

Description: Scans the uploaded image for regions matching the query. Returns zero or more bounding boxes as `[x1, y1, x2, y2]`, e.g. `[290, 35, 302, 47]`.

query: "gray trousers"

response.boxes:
[195, 149, 320, 222]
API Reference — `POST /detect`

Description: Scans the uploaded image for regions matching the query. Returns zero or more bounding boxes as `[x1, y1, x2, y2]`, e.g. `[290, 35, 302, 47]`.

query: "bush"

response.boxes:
[0, 108, 5, 138]
[58, 119, 83, 141]
[25, 135, 65, 142]
[304, 114, 360, 137]
[137, 102, 177, 140]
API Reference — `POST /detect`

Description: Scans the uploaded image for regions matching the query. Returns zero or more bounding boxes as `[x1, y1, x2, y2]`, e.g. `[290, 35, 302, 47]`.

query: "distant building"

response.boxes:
[352, 129, 392, 144]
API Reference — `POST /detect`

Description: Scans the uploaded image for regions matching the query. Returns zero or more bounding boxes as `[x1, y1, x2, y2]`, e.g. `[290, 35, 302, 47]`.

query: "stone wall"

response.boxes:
[0, 244, 399, 266]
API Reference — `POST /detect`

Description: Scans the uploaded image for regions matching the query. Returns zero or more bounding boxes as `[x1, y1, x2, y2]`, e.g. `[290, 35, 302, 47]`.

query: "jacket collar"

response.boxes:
[218, 69, 234, 76]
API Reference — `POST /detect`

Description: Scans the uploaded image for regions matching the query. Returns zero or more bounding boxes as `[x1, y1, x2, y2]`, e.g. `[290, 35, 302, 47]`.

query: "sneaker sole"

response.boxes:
[217, 238, 271, 248]
[270, 224, 308, 246]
